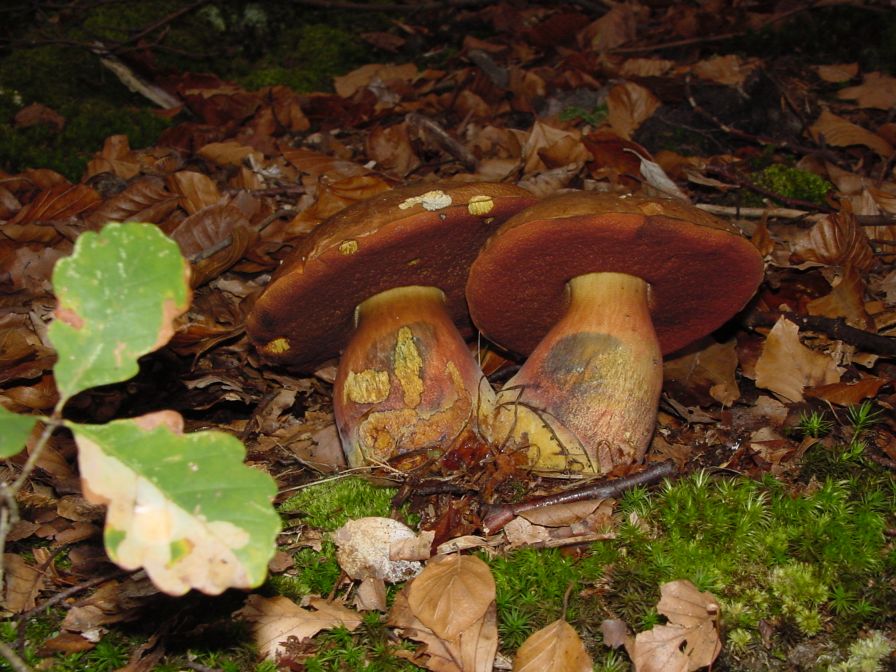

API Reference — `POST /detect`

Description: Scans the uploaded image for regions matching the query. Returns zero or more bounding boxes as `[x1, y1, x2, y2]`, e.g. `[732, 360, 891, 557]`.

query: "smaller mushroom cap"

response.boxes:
[247, 182, 537, 369]
[466, 191, 764, 356]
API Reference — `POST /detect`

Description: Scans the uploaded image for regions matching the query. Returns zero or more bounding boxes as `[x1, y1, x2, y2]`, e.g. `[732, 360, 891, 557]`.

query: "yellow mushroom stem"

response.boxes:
[334, 285, 495, 467]
[493, 272, 662, 475]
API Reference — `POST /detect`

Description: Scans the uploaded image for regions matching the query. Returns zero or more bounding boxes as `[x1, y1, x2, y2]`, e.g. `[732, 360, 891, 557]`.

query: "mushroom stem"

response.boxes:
[334, 285, 495, 467]
[494, 272, 662, 474]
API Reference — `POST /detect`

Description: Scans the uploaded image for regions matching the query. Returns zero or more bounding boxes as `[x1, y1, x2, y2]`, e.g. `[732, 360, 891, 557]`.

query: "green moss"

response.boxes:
[236, 23, 369, 92]
[750, 163, 833, 205]
[0, 98, 170, 180]
[279, 477, 399, 531]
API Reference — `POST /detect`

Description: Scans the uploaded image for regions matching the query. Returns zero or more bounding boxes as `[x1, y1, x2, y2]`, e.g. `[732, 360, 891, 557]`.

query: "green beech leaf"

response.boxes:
[49, 222, 190, 402]
[0, 405, 38, 458]
[71, 411, 280, 596]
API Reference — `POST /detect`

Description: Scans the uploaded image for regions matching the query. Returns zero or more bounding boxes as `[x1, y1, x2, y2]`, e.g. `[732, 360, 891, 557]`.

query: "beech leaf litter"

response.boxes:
[1, 1, 895, 670]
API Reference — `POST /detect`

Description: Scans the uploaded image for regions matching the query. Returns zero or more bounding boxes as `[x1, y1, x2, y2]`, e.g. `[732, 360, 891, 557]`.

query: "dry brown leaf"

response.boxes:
[389, 587, 497, 672]
[789, 210, 876, 272]
[285, 174, 394, 238]
[7, 183, 101, 228]
[619, 58, 674, 78]
[366, 123, 421, 176]
[166, 171, 222, 215]
[600, 618, 631, 648]
[519, 499, 605, 528]
[837, 72, 896, 110]
[198, 141, 264, 167]
[754, 317, 842, 402]
[663, 339, 741, 407]
[579, 4, 637, 51]
[237, 594, 362, 660]
[809, 110, 893, 157]
[407, 554, 495, 641]
[513, 619, 592, 672]
[607, 82, 661, 140]
[83, 176, 179, 230]
[2, 552, 45, 612]
[629, 580, 721, 672]
[806, 265, 874, 330]
[691, 55, 758, 87]
[804, 376, 889, 406]
[167, 203, 249, 258]
[521, 121, 589, 175]
[334, 62, 419, 99]
[816, 63, 859, 83]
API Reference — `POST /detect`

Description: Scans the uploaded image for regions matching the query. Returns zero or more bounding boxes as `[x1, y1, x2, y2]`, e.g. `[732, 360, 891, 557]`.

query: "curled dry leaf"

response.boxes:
[691, 54, 758, 87]
[629, 580, 721, 672]
[237, 594, 362, 660]
[332, 517, 424, 583]
[389, 587, 498, 672]
[809, 110, 893, 157]
[607, 81, 661, 140]
[513, 619, 592, 672]
[407, 554, 496, 641]
[166, 170, 222, 215]
[754, 317, 842, 402]
[837, 72, 896, 110]
[806, 265, 874, 330]
[664, 339, 741, 407]
[789, 210, 876, 272]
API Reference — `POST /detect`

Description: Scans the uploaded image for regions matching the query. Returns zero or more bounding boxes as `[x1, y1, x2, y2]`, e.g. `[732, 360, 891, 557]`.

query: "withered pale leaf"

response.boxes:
[691, 54, 758, 87]
[789, 210, 875, 271]
[816, 63, 858, 83]
[198, 141, 264, 167]
[754, 317, 842, 402]
[600, 618, 630, 648]
[806, 266, 874, 330]
[521, 121, 588, 175]
[837, 72, 896, 110]
[804, 377, 889, 406]
[167, 171, 222, 214]
[168, 203, 249, 258]
[408, 554, 495, 641]
[631, 580, 721, 672]
[83, 176, 178, 230]
[333, 62, 419, 99]
[3, 553, 45, 612]
[663, 339, 741, 407]
[237, 595, 362, 660]
[513, 619, 592, 672]
[519, 499, 604, 528]
[366, 123, 421, 176]
[810, 110, 893, 157]
[607, 82, 660, 140]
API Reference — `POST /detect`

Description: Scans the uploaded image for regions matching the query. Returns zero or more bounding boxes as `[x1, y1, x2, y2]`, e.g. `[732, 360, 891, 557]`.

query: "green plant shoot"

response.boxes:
[0, 222, 280, 597]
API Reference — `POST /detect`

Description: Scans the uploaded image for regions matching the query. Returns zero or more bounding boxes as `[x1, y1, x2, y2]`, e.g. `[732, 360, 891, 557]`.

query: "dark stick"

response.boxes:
[481, 460, 677, 534]
[746, 312, 896, 357]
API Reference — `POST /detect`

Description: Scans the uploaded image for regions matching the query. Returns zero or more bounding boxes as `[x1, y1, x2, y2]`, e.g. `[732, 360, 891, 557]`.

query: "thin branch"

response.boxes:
[746, 311, 896, 357]
[480, 460, 677, 534]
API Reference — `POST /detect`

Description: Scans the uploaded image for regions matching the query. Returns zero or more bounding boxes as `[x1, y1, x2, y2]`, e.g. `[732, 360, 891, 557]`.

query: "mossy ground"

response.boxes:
[0, 2, 381, 179]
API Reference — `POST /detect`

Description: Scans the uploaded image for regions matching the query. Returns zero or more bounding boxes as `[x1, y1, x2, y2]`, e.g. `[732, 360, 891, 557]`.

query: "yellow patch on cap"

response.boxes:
[264, 337, 290, 355]
[338, 239, 359, 255]
[393, 326, 423, 408]
[467, 194, 495, 216]
[398, 190, 453, 212]
[344, 369, 391, 404]
[638, 202, 665, 216]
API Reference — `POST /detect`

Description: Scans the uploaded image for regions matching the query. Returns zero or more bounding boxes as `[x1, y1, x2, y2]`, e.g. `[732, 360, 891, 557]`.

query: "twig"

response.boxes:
[481, 460, 677, 534]
[0, 641, 31, 672]
[746, 312, 896, 357]
[695, 204, 811, 219]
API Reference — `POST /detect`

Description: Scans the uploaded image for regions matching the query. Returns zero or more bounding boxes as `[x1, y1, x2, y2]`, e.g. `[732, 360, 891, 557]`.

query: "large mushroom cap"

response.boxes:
[466, 191, 765, 356]
[247, 182, 537, 369]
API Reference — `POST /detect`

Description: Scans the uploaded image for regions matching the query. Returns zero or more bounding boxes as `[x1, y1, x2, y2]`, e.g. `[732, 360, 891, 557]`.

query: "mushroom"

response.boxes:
[246, 182, 537, 467]
[465, 191, 764, 475]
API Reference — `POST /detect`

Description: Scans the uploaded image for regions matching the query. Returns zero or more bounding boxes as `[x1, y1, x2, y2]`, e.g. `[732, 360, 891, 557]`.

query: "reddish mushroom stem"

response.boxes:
[493, 272, 662, 474]
[334, 285, 495, 467]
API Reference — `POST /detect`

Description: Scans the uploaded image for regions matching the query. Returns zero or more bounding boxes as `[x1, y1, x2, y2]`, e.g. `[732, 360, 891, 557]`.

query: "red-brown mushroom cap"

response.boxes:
[247, 182, 537, 369]
[466, 191, 765, 356]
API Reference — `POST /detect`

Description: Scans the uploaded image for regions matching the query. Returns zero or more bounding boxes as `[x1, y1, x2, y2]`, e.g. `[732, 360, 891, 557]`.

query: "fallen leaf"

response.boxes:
[804, 376, 889, 405]
[2, 553, 45, 612]
[663, 339, 741, 407]
[513, 619, 592, 672]
[809, 110, 893, 157]
[407, 554, 495, 641]
[837, 72, 896, 110]
[691, 54, 758, 87]
[816, 63, 858, 83]
[629, 580, 721, 672]
[607, 82, 660, 140]
[237, 594, 362, 659]
[754, 317, 842, 402]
